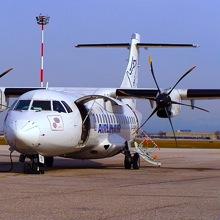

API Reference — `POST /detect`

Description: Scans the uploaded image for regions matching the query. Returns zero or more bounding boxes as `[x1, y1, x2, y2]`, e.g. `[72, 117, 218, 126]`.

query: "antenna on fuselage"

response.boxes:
[46, 82, 49, 90]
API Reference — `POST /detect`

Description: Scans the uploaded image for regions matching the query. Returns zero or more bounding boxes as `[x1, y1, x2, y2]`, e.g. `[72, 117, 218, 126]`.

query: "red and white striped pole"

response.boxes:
[36, 15, 50, 87]
[40, 23, 44, 87]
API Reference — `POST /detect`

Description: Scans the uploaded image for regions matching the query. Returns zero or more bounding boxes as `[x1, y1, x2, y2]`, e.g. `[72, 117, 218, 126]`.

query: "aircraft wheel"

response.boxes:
[30, 156, 45, 174]
[23, 162, 31, 174]
[19, 154, 26, 163]
[132, 153, 140, 170]
[45, 157, 54, 167]
[124, 156, 132, 169]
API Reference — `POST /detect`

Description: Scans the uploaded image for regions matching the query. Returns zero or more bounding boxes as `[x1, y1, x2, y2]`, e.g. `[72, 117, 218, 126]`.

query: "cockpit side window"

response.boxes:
[14, 100, 31, 111]
[61, 101, 72, 113]
[53, 101, 66, 113]
[10, 100, 18, 110]
[31, 100, 51, 111]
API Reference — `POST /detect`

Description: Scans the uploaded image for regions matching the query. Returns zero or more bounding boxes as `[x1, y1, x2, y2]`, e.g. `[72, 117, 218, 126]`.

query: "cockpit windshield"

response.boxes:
[31, 100, 51, 111]
[14, 100, 31, 111]
[13, 99, 71, 113]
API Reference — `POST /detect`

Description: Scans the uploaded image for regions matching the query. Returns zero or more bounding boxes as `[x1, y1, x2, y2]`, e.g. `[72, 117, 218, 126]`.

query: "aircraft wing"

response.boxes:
[3, 87, 220, 100]
[2, 87, 220, 107]
[181, 89, 220, 100]
[3, 87, 43, 96]
[116, 88, 220, 100]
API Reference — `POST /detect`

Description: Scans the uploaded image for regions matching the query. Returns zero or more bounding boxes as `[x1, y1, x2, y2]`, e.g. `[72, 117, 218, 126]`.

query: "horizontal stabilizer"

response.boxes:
[75, 43, 130, 48]
[137, 43, 198, 48]
[75, 43, 198, 49]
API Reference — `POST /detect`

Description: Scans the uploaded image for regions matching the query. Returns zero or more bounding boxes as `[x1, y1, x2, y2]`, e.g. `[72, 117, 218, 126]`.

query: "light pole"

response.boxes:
[36, 15, 50, 87]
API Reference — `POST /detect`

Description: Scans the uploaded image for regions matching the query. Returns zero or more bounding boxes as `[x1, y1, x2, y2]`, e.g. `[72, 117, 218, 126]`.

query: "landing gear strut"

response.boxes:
[123, 141, 140, 170]
[22, 154, 45, 174]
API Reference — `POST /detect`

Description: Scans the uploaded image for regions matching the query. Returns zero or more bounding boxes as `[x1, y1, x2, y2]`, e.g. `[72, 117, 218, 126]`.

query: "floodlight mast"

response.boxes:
[36, 15, 50, 87]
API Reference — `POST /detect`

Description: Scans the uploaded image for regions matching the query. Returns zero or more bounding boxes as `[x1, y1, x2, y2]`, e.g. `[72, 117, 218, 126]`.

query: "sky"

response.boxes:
[1, 0, 220, 132]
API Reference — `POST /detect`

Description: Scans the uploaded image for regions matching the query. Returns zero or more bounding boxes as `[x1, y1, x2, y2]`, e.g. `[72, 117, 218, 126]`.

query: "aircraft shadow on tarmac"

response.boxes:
[0, 154, 219, 174]
[0, 156, 123, 174]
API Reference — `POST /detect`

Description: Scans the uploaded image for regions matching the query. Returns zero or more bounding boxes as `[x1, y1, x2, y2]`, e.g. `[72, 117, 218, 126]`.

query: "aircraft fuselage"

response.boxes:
[4, 89, 140, 159]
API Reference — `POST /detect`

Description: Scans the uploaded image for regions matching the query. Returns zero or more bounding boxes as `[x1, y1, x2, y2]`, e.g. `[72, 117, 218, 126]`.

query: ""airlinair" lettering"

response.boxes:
[98, 124, 121, 133]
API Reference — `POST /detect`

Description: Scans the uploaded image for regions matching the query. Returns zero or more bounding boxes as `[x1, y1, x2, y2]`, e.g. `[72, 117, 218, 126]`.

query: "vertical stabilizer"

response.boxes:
[120, 33, 140, 89]
[120, 33, 140, 108]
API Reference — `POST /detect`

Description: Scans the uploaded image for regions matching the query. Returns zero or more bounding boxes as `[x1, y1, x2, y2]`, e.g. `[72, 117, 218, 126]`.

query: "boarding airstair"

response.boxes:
[132, 130, 161, 167]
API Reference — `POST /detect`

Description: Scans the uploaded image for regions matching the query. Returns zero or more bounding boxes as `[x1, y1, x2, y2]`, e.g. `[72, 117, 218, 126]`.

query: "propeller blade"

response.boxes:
[135, 107, 158, 133]
[168, 66, 196, 95]
[0, 68, 13, 79]
[171, 100, 209, 112]
[165, 107, 178, 148]
[148, 56, 161, 94]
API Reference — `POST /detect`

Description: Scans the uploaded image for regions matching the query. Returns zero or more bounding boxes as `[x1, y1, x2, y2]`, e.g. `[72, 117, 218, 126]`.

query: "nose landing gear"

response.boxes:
[20, 154, 45, 174]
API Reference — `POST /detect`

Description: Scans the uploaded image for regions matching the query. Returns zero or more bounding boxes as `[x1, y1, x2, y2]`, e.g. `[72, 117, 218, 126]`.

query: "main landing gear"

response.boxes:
[20, 154, 54, 174]
[123, 141, 140, 170]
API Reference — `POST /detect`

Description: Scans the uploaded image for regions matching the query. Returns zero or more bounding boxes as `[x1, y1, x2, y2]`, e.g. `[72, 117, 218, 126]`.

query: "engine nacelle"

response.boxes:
[170, 90, 181, 117]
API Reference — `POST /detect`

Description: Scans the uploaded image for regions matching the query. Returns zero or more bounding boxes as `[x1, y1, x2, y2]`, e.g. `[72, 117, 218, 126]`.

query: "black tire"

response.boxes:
[124, 156, 132, 169]
[45, 157, 54, 167]
[19, 154, 26, 163]
[23, 162, 31, 174]
[132, 153, 140, 170]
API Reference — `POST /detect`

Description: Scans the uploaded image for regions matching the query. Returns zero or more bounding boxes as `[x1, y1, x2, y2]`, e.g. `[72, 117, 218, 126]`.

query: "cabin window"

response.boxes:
[53, 101, 66, 113]
[14, 100, 31, 111]
[99, 114, 103, 124]
[118, 115, 121, 124]
[110, 115, 113, 124]
[104, 114, 108, 124]
[122, 116, 125, 124]
[115, 115, 118, 124]
[124, 116, 126, 124]
[107, 114, 110, 124]
[126, 117, 129, 125]
[133, 117, 136, 124]
[61, 101, 72, 113]
[95, 114, 99, 123]
[102, 114, 105, 123]
[113, 115, 117, 124]
[31, 100, 51, 111]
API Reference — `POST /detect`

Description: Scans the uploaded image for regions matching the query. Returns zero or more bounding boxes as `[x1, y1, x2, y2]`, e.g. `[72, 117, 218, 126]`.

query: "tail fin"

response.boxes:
[120, 33, 140, 89]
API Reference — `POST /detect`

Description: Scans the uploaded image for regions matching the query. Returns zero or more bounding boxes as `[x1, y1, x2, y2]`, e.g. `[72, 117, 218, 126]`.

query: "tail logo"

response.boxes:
[126, 57, 137, 87]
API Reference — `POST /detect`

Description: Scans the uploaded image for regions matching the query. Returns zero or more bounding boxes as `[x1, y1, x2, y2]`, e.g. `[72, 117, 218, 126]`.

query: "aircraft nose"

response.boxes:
[5, 120, 40, 151]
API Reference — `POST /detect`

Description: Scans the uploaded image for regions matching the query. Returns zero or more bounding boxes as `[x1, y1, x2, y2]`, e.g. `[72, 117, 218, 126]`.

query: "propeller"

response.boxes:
[137, 57, 209, 146]
[0, 68, 13, 110]
[0, 68, 13, 79]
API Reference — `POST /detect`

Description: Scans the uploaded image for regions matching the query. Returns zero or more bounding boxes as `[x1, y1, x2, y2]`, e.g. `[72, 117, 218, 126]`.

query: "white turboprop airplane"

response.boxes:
[1, 33, 220, 174]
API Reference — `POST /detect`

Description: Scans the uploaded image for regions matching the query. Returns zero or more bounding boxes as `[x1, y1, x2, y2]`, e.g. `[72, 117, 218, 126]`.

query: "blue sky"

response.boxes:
[1, 0, 220, 132]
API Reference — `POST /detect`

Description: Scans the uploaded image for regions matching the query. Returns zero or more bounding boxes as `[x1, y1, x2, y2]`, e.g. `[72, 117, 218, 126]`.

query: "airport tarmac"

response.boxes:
[0, 146, 220, 220]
